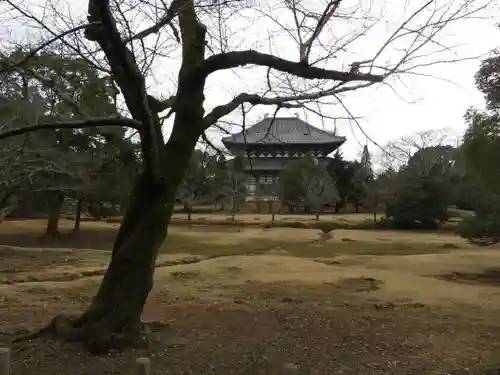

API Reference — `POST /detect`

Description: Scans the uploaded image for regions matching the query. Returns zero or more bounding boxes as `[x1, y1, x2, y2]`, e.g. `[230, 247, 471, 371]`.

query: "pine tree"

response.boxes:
[360, 144, 374, 182]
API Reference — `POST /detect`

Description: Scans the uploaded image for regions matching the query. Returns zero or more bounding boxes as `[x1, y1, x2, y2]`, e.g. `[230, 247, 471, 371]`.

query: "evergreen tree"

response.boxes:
[360, 144, 374, 181]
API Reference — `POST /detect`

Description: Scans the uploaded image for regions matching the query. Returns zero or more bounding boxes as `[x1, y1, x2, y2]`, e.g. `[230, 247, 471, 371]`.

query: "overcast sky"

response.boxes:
[3, 0, 500, 162]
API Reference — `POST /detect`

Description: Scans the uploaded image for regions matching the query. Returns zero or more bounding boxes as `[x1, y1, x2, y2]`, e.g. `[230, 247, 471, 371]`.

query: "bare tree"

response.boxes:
[379, 127, 459, 171]
[2, 0, 491, 353]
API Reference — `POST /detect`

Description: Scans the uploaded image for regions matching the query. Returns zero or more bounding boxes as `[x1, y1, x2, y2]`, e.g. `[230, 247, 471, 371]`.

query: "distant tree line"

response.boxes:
[1, 49, 497, 241]
[0, 51, 140, 237]
[175, 129, 476, 229]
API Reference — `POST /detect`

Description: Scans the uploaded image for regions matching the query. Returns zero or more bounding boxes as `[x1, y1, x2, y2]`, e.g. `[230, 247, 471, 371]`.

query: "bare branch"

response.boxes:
[202, 80, 375, 127]
[4, 0, 109, 74]
[85, 0, 164, 179]
[0, 23, 100, 74]
[0, 117, 142, 141]
[298, 0, 342, 64]
[124, 0, 186, 42]
[197, 50, 385, 82]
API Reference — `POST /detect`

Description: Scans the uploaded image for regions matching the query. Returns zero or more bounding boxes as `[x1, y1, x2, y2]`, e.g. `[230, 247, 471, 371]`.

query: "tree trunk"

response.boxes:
[183, 201, 192, 221]
[45, 191, 65, 239]
[37, 124, 199, 353]
[73, 197, 83, 232]
[30, 0, 209, 355]
[231, 200, 236, 221]
[231, 185, 237, 221]
[269, 201, 275, 223]
[65, 174, 170, 353]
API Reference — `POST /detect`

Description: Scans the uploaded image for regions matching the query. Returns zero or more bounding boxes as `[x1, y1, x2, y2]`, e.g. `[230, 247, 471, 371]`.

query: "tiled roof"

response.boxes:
[222, 117, 345, 145]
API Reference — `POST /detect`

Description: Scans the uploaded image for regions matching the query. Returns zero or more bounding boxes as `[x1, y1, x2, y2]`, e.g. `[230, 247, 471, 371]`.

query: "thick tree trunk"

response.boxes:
[29, 123, 200, 353]
[69, 174, 171, 353]
[73, 197, 83, 232]
[27, 0, 208, 355]
[45, 191, 65, 239]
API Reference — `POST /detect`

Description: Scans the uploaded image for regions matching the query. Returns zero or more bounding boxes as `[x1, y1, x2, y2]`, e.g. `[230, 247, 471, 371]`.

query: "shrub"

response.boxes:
[457, 212, 500, 245]
[286, 221, 309, 229]
[308, 221, 339, 233]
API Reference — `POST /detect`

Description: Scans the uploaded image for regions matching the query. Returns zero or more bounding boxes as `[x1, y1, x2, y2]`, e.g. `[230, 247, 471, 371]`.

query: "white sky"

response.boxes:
[2, 0, 500, 162]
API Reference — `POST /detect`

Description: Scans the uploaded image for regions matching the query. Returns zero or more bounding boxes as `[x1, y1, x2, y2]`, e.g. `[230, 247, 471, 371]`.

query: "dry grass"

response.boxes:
[171, 212, 375, 223]
[1, 220, 500, 374]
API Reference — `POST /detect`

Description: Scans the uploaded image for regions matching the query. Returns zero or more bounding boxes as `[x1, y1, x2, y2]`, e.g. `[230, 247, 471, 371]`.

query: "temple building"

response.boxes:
[221, 115, 346, 200]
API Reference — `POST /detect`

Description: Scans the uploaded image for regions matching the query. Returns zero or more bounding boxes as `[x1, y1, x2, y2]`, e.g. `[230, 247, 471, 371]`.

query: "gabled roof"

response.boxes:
[222, 117, 346, 146]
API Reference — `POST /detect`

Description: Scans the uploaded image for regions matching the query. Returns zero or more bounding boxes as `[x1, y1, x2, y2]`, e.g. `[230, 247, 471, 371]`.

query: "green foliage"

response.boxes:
[458, 105, 500, 243]
[475, 55, 500, 112]
[347, 161, 369, 211]
[177, 151, 247, 216]
[177, 150, 210, 211]
[327, 151, 351, 210]
[0, 51, 138, 220]
[462, 109, 500, 195]
[359, 145, 374, 181]
[457, 212, 500, 245]
[279, 155, 338, 214]
[383, 146, 454, 229]
[327, 150, 372, 212]
[457, 49, 500, 244]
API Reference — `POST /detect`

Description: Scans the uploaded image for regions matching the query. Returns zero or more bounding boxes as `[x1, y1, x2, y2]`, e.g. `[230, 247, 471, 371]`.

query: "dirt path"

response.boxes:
[2, 282, 500, 375]
[1, 222, 500, 374]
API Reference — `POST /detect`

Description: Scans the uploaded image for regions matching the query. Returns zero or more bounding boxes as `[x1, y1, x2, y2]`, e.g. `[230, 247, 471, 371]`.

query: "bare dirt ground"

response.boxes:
[1, 220, 500, 374]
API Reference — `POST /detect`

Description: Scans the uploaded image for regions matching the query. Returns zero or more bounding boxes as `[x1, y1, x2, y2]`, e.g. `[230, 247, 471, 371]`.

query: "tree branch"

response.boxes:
[197, 50, 384, 82]
[202, 93, 296, 128]
[299, 0, 341, 64]
[147, 95, 176, 113]
[124, 0, 185, 42]
[85, 0, 163, 180]
[0, 117, 142, 141]
[202, 81, 375, 128]
[0, 23, 100, 74]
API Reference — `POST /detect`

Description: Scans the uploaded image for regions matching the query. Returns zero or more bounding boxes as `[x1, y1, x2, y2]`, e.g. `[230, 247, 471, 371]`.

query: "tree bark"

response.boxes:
[45, 191, 65, 239]
[24, 113, 201, 353]
[73, 197, 83, 232]
[183, 201, 192, 220]
[27, 0, 207, 354]
[71, 174, 170, 353]
[231, 186, 237, 221]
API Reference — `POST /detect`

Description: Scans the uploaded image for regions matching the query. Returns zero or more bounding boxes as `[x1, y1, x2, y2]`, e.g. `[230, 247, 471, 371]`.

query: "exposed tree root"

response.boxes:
[12, 313, 152, 354]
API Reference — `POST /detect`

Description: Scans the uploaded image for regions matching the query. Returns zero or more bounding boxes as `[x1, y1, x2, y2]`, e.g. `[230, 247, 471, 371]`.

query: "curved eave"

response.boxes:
[222, 138, 346, 146]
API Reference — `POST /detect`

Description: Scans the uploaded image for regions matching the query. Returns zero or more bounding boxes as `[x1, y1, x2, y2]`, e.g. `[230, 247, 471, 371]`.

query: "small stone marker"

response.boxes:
[0, 348, 10, 375]
[136, 357, 151, 375]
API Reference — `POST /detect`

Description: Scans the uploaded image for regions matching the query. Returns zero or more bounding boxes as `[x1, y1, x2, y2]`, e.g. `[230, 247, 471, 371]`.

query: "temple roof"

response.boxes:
[222, 117, 346, 146]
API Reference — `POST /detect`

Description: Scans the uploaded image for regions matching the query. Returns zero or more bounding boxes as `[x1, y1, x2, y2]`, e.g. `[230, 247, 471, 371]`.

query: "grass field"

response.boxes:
[1, 219, 500, 374]
[170, 212, 376, 223]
